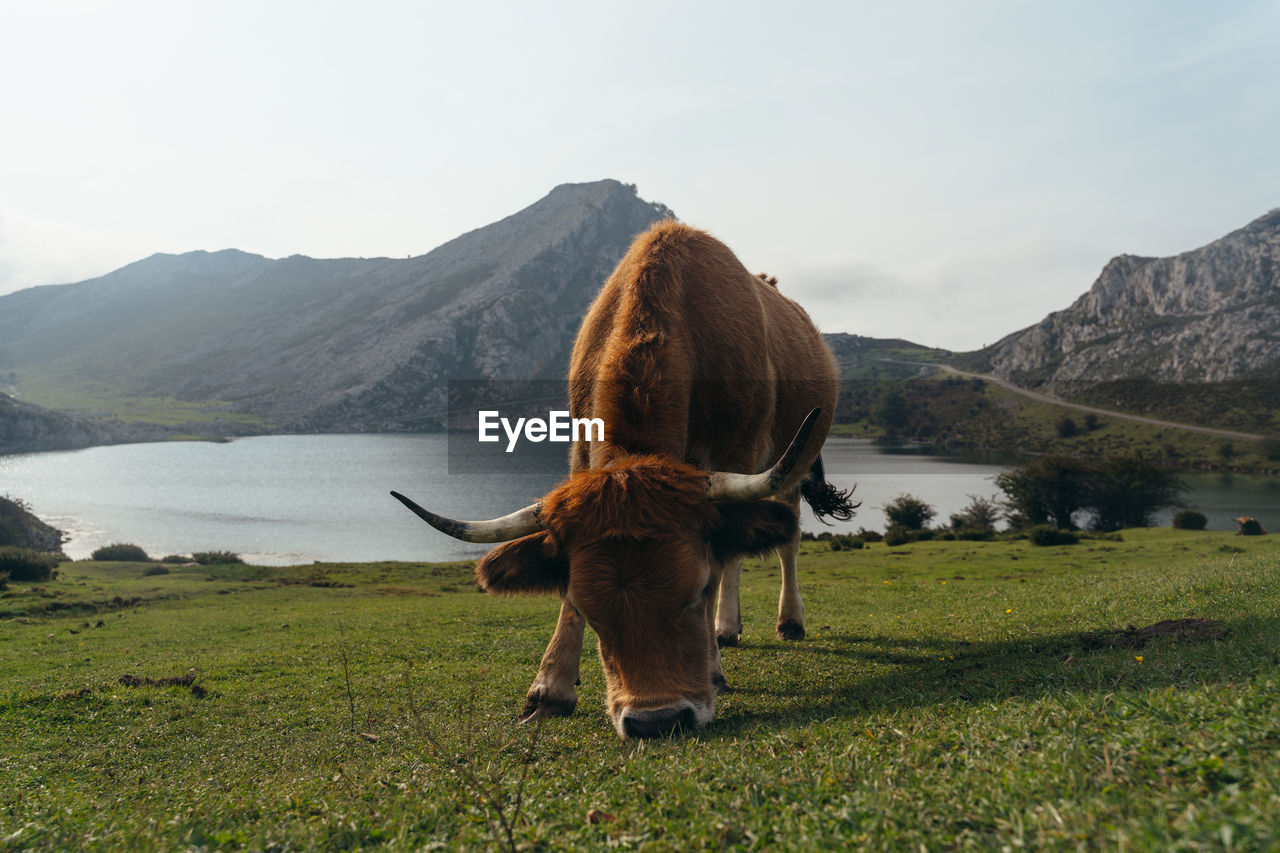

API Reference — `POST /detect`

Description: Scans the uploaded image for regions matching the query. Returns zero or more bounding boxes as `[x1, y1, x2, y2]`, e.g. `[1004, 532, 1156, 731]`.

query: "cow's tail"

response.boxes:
[800, 454, 859, 523]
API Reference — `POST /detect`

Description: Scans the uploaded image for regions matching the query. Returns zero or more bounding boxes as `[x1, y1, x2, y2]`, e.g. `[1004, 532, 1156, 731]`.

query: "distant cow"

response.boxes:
[393, 222, 855, 738]
[1235, 516, 1266, 535]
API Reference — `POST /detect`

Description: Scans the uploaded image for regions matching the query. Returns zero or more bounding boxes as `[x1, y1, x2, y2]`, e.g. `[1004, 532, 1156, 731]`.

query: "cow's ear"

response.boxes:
[474, 532, 568, 595]
[708, 500, 798, 563]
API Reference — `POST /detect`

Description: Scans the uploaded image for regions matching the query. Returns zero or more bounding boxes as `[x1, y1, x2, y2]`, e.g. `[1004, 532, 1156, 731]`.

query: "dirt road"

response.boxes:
[898, 362, 1266, 442]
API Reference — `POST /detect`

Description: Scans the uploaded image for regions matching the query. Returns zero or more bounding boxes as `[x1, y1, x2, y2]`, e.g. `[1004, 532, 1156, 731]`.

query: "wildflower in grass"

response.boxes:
[1135, 655, 1144, 664]
[1005, 608, 1012, 614]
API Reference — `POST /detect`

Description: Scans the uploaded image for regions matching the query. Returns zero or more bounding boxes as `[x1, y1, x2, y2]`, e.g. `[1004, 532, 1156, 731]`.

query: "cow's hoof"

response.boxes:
[777, 621, 806, 642]
[518, 690, 576, 723]
[716, 631, 740, 648]
[711, 671, 729, 693]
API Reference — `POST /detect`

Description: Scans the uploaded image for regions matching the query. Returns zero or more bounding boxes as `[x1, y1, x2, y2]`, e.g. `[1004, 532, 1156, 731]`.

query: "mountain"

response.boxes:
[975, 208, 1280, 386]
[0, 180, 674, 431]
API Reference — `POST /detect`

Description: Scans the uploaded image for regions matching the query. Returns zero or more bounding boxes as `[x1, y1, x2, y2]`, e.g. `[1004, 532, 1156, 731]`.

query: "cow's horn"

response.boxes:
[390, 490, 544, 543]
[706, 407, 822, 501]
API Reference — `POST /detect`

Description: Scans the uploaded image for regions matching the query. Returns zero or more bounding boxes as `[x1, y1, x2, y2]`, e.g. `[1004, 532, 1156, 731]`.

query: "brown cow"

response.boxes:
[393, 221, 855, 737]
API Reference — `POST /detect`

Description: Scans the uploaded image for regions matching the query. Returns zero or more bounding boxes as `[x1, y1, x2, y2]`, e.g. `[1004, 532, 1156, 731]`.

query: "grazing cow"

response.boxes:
[1234, 516, 1266, 536]
[393, 221, 855, 738]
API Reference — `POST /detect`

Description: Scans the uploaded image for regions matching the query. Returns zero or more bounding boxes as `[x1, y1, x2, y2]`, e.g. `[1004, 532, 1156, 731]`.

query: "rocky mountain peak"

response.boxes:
[980, 208, 1280, 385]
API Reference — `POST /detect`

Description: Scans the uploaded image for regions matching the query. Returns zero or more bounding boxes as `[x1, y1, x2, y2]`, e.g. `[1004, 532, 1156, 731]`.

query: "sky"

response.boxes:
[2, 0, 1278, 351]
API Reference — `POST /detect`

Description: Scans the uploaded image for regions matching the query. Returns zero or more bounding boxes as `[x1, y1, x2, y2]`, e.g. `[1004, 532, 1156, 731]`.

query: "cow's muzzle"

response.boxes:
[616, 700, 710, 739]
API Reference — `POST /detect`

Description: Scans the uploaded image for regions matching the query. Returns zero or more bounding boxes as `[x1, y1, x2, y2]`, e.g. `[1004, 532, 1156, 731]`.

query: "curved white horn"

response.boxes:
[706, 407, 822, 501]
[390, 491, 544, 543]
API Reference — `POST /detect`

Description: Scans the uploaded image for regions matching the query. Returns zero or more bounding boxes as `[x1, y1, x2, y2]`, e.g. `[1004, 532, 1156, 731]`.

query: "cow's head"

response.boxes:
[392, 410, 819, 738]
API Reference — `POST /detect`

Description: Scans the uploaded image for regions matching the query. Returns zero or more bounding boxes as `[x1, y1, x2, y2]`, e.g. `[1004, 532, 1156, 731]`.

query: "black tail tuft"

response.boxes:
[801, 455, 859, 524]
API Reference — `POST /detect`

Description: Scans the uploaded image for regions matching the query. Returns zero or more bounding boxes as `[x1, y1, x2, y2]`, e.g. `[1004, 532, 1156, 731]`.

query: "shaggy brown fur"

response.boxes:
[472, 221, 849, 734]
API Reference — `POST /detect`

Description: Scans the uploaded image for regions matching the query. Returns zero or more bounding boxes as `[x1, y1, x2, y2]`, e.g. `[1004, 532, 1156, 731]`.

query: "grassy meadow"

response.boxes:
[2, 530, 1279, 850]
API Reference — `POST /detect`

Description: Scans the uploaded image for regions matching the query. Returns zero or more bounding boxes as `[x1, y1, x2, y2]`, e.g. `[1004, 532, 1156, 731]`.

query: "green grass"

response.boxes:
[2, 531, 1279, 850]
[13, 370, 267, 428]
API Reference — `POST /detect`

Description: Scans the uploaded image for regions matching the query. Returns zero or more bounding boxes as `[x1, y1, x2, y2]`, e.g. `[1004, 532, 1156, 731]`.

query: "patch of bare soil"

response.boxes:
[1079, 618, 1230, 650]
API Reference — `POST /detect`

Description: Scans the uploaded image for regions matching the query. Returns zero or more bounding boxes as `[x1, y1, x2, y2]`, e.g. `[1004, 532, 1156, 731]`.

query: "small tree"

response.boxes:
[883, 494, 936, 531]
[1087, 454, 1186, 532]
[995, 455, 1093, 530]
[1056, 416, 1079, 439]
[949, 494, 1002, 532]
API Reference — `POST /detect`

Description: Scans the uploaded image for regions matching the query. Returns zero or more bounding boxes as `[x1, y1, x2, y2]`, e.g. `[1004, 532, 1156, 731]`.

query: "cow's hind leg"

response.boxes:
[714, 557, 744, 647]
[776, 492, 805, 641]
[520, 598, 584, 722]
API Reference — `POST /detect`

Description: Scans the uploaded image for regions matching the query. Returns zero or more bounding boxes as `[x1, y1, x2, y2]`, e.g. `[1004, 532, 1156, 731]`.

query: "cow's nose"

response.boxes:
[620, 704, 698, 739]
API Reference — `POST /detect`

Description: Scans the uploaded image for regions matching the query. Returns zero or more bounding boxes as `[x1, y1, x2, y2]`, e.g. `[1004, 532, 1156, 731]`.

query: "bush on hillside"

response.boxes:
[0, 546, 60, 581]
[142, 565, 171, 576]
[828, 534, 864, 551]
[1172, 510, 1208, 531]
[192, 551, 244, 565]
[949, 494, 1002, 532]
[91, 543, 150, 562]
[883, 525, 911, 547]
[1029, 525, 1079, 547]
[883, 494, 936, 531]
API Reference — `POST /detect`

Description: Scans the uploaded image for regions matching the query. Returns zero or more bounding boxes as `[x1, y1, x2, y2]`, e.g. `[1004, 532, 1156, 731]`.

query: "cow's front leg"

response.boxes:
[776, 525, 805, 641]
[520, 598, 584, 722]
[714, 557, 744, 647]
[705, 587, 728, 693]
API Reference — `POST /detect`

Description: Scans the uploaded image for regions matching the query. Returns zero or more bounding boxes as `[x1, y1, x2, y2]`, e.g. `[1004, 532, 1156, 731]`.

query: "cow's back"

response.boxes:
[569, 221, 836, 484]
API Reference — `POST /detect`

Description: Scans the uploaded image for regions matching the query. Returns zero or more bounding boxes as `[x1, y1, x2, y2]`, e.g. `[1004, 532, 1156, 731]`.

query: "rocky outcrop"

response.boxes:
[0, 493, 65, 552]
[982, 208, 1280, 386]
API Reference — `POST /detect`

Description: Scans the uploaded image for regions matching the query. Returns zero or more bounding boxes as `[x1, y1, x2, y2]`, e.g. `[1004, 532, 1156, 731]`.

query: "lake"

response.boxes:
[1, 435, 1276, 565]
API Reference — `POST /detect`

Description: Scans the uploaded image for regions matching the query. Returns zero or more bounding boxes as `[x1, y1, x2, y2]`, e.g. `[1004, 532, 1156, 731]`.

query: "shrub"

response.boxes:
[949, 494, 1002, 532]
[192, 551, 244, 565]
[883, 494, 936, 531]
[1172, 509, 1208, 531]
[856, 528, 884, 543]
[883, 525, 911, 547]
[1029, 525, 1079, 546]
[828, 534, 863, 552]
[951, 526, 996, 541]
[142, 565, 171, 576]
[1056, 416, 1078, 439]
[0, 547, 60, 581]
[91, 543, 150, 562]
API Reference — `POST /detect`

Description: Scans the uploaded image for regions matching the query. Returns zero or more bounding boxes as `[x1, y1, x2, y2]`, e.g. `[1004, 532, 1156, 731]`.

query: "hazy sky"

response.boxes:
[2, 1, 1277, 350]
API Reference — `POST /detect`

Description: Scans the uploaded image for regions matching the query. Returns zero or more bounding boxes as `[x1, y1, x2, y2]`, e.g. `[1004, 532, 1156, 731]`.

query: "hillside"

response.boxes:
[0, 180, 673, 432]
[0, 392, 157, 455]
[972, 208, 1280, 386]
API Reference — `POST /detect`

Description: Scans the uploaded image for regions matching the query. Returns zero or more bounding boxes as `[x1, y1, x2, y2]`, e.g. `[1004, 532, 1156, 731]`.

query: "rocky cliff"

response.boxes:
[980, 208, 1280, 386]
